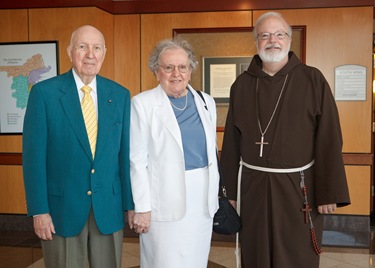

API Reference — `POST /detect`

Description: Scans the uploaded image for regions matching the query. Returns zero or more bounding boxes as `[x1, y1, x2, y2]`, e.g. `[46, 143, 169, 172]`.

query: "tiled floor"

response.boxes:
[2, 230, 375, 268]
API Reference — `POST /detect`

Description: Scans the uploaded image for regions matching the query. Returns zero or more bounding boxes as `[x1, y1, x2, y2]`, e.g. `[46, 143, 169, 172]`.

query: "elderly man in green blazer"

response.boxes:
[22, 25, 134, 268]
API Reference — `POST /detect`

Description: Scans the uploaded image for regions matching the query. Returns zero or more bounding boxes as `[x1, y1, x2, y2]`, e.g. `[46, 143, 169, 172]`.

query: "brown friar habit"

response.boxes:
[220, 52, 350, 268]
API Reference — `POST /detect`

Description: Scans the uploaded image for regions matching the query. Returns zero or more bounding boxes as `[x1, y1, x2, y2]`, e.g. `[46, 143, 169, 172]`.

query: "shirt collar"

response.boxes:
[72, 68, 97, 94]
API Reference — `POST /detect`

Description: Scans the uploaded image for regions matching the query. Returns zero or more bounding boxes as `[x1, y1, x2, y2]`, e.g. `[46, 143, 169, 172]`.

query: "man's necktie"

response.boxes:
[81, 85, 97, 158]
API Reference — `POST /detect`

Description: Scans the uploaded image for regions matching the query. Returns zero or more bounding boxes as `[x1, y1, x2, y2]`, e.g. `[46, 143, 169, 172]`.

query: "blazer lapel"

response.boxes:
[59, 71, 93, 159]
[154, 85, 184, 152]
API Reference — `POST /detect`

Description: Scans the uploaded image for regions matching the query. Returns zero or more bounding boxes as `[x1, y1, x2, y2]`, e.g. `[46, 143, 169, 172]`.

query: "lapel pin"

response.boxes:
[108, 99, 112, 103]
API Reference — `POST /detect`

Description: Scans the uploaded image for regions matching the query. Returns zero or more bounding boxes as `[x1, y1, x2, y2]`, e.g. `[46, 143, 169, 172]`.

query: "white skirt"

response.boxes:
[139, 167, 213, 268]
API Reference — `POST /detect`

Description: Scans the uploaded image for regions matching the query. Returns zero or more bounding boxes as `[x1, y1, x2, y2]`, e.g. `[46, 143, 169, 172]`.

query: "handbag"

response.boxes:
[194, 90, 241, 235]
[213, 154, 242, 235]
[213, 185, 242, 235]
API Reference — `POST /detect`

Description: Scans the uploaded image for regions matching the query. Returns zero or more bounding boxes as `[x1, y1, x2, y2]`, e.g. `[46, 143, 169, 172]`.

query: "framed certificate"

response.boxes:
[203, 56, 252, 103]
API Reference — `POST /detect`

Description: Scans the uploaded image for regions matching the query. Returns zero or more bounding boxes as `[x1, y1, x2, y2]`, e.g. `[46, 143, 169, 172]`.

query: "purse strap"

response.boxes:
[216, 152, 228, 198]
[196, 90, 227, 198]
[195, 89, 208, 111]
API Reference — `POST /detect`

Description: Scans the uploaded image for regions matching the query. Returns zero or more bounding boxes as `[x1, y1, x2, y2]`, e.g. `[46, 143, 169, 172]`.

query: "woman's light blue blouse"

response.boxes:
[168, 90, 208, 170]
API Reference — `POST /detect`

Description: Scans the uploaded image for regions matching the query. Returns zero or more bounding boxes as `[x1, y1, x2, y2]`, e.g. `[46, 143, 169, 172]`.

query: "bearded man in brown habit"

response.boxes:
[220, 12, 350, 268]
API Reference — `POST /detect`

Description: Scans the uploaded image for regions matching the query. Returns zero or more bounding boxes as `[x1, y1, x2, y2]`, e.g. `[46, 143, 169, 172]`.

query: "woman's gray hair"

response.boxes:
[148, 37, 198, 73]
[253, 12, 292, 39]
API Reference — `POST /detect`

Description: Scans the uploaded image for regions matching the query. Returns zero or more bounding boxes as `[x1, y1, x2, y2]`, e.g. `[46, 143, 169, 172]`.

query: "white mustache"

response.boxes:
[265, 44, 281, 49]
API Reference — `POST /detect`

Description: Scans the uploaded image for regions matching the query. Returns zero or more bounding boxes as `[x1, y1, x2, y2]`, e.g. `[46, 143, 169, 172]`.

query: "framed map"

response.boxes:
[0, 41, 59, 134]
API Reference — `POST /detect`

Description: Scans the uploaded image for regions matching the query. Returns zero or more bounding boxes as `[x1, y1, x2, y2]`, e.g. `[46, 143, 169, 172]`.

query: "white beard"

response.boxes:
[257, 43, 290, 63]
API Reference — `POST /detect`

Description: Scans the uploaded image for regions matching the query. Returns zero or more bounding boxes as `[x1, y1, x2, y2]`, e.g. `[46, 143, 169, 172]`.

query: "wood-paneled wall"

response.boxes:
[0, 6, 373, 215]
[114, 15, 141, 94]
[256, 8, 373, 154]
[0, 166, 25, 213]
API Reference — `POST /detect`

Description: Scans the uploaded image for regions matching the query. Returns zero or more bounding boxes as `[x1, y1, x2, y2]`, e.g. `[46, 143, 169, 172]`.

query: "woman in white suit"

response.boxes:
[130, 38, 220, 268]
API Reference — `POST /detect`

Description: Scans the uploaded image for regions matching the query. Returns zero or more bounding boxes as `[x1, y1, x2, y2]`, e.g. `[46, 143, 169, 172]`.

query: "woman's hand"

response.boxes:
[133, 211, 151, 234]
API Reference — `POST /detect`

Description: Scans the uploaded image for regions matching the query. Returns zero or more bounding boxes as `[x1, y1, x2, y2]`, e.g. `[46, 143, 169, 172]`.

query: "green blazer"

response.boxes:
[23, 69, 134, 237]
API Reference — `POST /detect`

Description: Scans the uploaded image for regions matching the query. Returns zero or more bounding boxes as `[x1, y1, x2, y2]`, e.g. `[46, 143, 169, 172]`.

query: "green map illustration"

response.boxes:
[0, 54, 51, 109]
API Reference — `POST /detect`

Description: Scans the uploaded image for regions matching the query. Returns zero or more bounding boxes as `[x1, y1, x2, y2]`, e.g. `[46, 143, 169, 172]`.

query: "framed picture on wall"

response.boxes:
[0, 41, 59, 134]
[203, 56, 252, 103]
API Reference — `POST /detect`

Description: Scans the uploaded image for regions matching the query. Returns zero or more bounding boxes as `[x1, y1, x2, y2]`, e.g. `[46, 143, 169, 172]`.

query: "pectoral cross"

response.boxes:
[255, 135, 268, 157]
[301, 203, 312, 224]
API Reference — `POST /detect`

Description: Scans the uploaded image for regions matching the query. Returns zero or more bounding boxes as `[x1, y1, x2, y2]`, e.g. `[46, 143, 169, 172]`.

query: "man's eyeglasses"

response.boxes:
[257, 31, 289, 41]
[158, 64, 190, 73]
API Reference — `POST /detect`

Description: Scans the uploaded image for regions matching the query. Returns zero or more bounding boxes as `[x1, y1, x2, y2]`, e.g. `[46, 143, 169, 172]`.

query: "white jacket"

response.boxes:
[130, 84, 220, 221]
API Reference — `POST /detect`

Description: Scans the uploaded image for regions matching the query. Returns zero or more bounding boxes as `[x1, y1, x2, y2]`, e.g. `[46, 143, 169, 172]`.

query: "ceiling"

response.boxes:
[0, 0, 372, 14]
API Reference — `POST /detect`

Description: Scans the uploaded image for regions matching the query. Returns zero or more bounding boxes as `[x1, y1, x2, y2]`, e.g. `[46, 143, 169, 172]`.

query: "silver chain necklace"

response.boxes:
[255, 74, 289, 157]
[170, 92, 188, 111]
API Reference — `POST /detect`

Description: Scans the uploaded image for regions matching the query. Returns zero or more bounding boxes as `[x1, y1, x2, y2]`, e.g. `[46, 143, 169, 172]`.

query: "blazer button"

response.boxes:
[87, 191, 92, 196]
[91, 169, 95, 174]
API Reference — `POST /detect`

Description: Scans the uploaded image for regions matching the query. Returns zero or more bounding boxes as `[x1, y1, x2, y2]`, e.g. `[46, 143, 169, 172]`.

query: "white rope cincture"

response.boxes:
[235, 162, 243, 268]
[235, 158, 319, 268]
[240, 160, 315, 174]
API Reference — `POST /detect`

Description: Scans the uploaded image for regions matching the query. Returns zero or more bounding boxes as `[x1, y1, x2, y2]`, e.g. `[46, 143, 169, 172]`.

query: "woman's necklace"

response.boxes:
[255, 74, 289, 157]
[170, 92, 188, 111]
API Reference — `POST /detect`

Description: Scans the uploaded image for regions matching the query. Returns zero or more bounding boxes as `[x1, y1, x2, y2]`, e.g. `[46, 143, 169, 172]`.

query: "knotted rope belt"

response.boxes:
[239, 159, 322, 255]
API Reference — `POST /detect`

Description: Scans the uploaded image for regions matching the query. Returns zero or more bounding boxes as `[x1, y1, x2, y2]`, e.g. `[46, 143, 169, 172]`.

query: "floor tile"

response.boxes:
[3, 230, 375, 268]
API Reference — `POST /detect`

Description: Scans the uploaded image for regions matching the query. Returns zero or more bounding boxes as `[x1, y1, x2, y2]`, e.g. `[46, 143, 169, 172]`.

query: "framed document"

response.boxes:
[203, 56, 252, 103]
[0, 41, 59, 134]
